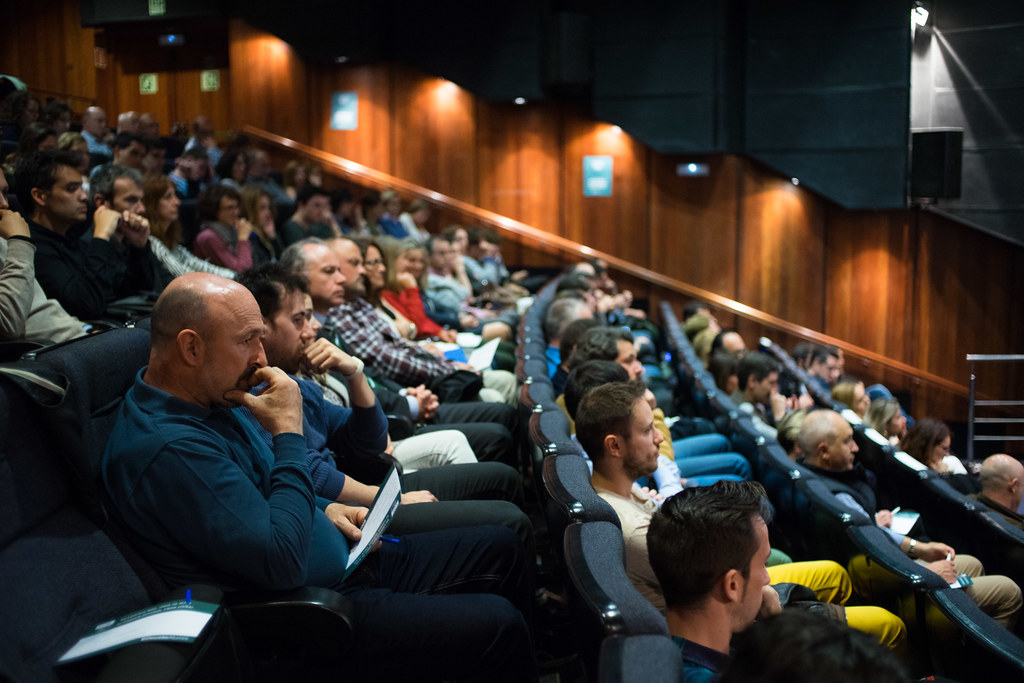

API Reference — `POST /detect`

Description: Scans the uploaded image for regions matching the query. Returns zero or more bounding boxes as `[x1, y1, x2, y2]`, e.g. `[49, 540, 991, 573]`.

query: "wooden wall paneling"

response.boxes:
[0, 2, 97, 108]
[309, 64, 393, 174]
[389, 65, 478, 204]
[823, 208, 915, 365]
[227, 19, 309, 143]
[560, 111, 650, 266]
[475, 100, 562, 237]
[736, 159, 826, 331]
[914, 209, 1024, 414]
[648, 153, 740, 298]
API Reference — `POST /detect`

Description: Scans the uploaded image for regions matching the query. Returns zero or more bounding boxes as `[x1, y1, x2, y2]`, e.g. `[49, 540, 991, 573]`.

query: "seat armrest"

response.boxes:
[224, 587, 355, 659]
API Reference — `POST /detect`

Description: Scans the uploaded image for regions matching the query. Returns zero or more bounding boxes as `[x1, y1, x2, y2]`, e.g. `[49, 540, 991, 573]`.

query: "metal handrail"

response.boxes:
[242, 124, 971, 401]
[966, 354, 1024, 461]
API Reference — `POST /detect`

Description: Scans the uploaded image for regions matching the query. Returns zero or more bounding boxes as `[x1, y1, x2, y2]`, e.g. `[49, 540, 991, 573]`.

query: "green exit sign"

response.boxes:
[200, 70, 220, 92]
[139, 73, 158, 95]
[149, 0, 166, 16]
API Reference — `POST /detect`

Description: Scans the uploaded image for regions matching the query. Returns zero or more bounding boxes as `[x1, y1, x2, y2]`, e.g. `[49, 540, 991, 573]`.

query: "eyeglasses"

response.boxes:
[364, 258, 385, 267]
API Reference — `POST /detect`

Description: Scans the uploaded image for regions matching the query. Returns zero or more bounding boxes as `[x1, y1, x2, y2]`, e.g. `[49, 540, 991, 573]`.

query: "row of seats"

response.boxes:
[515, 282, 683, 682]
[660, 302, 1024, 681]
[0, 324, 357, 681]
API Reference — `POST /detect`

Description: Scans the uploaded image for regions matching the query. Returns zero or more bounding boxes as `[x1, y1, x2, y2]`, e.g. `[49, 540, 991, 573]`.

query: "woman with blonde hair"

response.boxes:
[864, 398, 907, 445]
[141, 175, 236, 278]
[832, 379, 869, 419]
[377, 237, 458, 342]
[240, 185, 283, 266]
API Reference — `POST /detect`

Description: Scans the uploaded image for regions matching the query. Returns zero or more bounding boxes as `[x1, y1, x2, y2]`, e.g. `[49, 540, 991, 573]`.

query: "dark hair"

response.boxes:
[142, 175, 181, 248]
[559, 318, 602, 369]
[569, 326, 633, 370]
[91, 163, 143, 203]
[564, 361, 630, 421]
[556, 272, 593, 295]
[214, 148, 247, 180]
[425, 234, 452, 255]
[721, 609, 905, 683]
[113, 132, 143, 152]
[360, 190, 381, 211]
[330, 187, 353, 212]
[648, 480, 772, 609]
[898, 417, 952, 467]
[682, 300, 706, 322]
[197, 183, 241, 222]
[708, 350, 740, 392]
[4, 122, 56, 168]
[236, 262, 310, 320]
[13, 149, 83, 211]
[296, 183, 329, 206]
[790, 342, 817, 367]
[0, 90, 39, 127]
[40, 100, 72, 127]
[574, 381, 647, 463]
[810, 345, 839, 366]
[736, 352, 780, 391]
[180, 146, 209, 161]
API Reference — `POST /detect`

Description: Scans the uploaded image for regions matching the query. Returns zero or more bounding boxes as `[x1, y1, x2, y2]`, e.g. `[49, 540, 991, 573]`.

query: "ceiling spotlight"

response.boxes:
[676, 162, 709, 177]
[334, 56, 349, 64]
[514, 97, 527, 105]
[912, 3, 929, 27]
[791, 177, 800, 186]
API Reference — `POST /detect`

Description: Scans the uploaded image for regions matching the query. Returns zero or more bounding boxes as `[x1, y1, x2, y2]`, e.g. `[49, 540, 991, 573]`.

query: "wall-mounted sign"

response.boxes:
[200, 70, 220, 92]
[331, 91, 358, 130]
[148, 0, 166, 16]
[583, 155, 613, 197]
[139, 73, 158, 95]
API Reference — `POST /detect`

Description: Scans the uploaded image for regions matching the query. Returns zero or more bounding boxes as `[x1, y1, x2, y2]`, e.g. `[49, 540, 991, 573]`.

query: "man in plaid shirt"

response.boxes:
[283, 238, 516, 404]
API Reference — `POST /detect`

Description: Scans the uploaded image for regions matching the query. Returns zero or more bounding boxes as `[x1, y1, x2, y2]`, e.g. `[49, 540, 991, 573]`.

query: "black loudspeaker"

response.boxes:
[910, 130, 963, 199]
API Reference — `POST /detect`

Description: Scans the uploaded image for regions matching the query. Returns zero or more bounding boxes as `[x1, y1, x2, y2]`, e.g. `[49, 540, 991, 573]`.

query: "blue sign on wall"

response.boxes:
[331, 92, 359, 130]
[583, 155, 613, 196]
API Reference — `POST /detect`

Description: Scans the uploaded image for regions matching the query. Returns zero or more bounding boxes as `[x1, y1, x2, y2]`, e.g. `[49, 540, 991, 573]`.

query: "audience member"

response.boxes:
[708, 350, 741, 396]
[0, 167, 85, 343]
[731, 353, 812, 440]
[398, 197, 432, 242]
[79, 106, 112, 161]
[192, 184, 253, 272]
[806, 345, 841, 392]
[168, 147, 209, 199]
[864, 397, 907, 445]
[138, 112, 160, 141]
[798, 409, 1021, 627]
[282, 184, 338, 245]
[720, 609, 905, 683]
[287, 238, 517, 403]
[240, 186, 283, 266]
[646, 479, 904, 680]
[18, 152, 166, 319]
[377, 236, 457, 342]
[184, 115, 221, 166]
[377, 189, 407, 238]
[3, 122, 57, 173]
[425, 234, 514, 342]
[101, 272, 536, 681]
[0, 90, 41, 142]
[552, 317, 601, 394]
[215, 147, 248, 190]
[142, 175, 235, 279]
[115, 110, 139, 135]
[899, 417, 966, 475]
[141, 138, 167, 178]
[244, 149, 291, 206]
[40, 100, 72, 135]
[832, 378, 869, 418]
[970, 454, 1024, 529]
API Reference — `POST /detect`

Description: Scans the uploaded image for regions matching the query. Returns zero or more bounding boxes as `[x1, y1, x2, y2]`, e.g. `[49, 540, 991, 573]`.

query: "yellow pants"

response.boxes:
[769, 560, 907, 650]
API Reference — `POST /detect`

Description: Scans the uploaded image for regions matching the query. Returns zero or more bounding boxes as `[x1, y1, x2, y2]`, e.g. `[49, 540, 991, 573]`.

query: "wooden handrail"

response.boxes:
[242, 125, 969, 399]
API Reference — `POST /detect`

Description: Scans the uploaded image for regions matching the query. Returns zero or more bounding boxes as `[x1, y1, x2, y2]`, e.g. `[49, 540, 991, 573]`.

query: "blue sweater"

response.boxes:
[102, 369, 352, 591]
[235, 377, 389, 502]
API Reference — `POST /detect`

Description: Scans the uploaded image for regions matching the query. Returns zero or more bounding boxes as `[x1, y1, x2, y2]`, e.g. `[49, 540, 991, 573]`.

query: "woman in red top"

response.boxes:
[377, 237, 458, 342]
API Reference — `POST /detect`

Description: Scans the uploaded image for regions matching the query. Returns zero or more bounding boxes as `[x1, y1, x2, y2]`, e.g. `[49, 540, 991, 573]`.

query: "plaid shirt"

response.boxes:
[322, 298, 457, 386]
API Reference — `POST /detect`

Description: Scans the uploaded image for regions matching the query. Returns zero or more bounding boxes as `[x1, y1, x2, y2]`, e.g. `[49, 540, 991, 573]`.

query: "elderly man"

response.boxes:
[970, 454, 1024, 529]
[290, 237, 517, 403]
[80, 106, 112, 159]
[101, 272, 536, 681]
[799, 409, 1022, 628]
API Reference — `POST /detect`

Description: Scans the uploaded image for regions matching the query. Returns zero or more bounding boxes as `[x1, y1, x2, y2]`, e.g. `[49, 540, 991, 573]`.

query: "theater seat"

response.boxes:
[0, 372, 250, 682]
[563, 521, 668, 679]
[598, 634, 682, 683]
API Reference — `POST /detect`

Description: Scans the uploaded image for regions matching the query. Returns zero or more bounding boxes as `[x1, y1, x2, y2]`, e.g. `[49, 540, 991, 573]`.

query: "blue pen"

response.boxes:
[380, 535, 400, 544]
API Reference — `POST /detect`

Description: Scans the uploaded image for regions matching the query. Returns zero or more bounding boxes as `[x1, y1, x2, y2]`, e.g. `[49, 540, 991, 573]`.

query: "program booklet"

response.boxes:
[343, 464, 401, 580]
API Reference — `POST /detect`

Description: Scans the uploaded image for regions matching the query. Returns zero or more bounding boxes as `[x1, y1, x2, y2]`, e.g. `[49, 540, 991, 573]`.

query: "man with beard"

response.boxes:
[102, 272, 536, 681]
